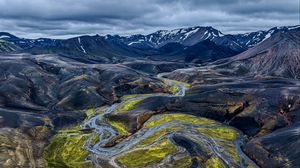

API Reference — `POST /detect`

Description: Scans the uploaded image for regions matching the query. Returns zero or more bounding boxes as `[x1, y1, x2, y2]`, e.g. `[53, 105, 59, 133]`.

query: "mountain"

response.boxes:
[0, 39, 20, 53]
[1, 25, 298, 64]
[25, 35, 159, 63]
[232, 25, 300, 48]
[2, 25, 299, 52]
[150, 40, 239, 63]
[218, 28, 300, 79]
[0, 32, 59, 49]
[120, 26, 229, 49]
[119, 25, 300, 52]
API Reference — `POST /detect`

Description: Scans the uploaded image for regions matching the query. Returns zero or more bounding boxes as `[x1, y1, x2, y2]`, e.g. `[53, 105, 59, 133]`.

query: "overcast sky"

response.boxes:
[0, 0, 299, 38]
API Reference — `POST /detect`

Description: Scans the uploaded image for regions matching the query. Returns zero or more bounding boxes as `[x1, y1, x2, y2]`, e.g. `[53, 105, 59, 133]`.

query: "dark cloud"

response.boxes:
[0, 0, 298, 38]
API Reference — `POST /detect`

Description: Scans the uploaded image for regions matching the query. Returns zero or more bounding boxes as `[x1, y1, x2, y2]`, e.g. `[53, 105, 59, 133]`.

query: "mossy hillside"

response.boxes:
[44, 126, 93, 168]
[105, 117, 129, 135]
[217, 140, 240, 163]
[143, 113, 218, 128]
[85, 106, 108, 117]
[137, 125, 183, 146]
[195, 127, 239, 141]
[115, 98, 143, 112]
[116, 138, 177, 167]
[120, 93, 157, 101]
[167, 155, 193, 168]
[143, 113, 241, 165]
[205, 157, 226, 168]
[166, 79, 191, 88]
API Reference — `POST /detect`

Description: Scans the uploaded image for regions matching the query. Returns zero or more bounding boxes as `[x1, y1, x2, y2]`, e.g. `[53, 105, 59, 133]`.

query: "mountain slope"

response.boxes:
[26, 35, 159, 63]
[120, 26, 229, 48]
[156, 40, 239, 63]
[219, 28, 300, 79]
[119, 25, 299, 52]
[0, 39, 20, 53]
[0, 32, 59, 49]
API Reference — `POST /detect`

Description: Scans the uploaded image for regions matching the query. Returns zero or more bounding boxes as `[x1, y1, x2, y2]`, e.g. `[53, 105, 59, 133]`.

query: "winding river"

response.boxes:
[80, 73, 259, 168]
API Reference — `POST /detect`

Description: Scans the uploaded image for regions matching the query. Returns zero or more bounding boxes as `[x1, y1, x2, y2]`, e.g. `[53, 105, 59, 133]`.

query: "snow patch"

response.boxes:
[183, 28, 199, 40]
[0, 35, 10, 38]
[78, 37, 87, 54]
[128, 41, 141, 45]
[288, 25, 300, 30]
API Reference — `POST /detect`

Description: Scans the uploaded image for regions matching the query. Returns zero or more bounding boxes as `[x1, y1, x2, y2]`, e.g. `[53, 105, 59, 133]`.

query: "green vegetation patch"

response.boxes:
[167, 155, 193, 168]
[169, 85, 180, 94]
[195, 127, 239, 141]
[167, 79, 191, 88]
[44, 127, 92, 168]
[115, 98, 143, 112]
[205, 157, 226, 168]
[44, 134, 91, 167]
[85, 108, 95, 116]
[89, 134, 100, 145]
[121, 93, 156, 100]
[217, 140, 240, 163]
[138, 125, 182, 146]
[144, 113, 218, 128]
[116, 138, 177, 167]
[106, 117, 129, 135]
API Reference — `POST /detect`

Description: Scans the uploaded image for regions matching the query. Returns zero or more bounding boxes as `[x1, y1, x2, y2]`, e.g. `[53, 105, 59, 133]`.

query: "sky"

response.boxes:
[0, 0, 299, 39]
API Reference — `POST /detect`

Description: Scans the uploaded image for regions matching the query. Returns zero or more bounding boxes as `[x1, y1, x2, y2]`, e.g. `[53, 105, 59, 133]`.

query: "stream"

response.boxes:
[80, 73, 259, 168]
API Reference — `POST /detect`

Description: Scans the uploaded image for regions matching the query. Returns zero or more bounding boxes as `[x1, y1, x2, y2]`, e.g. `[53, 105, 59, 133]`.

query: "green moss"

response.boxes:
[44, 128, 92, 168]
[169, 85, 180, 94]
[217, 140, 240, 163]
[116, 138, 177, 167]
[58, 125, 82, 134]
[168, 79, 191, 88]
[115, 98, 143, 112]
[205, 157, 226, 168]
[121, 94, 155, 100]
[138, 126, 182, 146]
[195, 127, 239, 141]
[90, 134, 100, 145]
[144, 113, 218, 128]
[167, 155, 193, 168]
[106, 118, 129, 134]
[85, 108, 95, 116]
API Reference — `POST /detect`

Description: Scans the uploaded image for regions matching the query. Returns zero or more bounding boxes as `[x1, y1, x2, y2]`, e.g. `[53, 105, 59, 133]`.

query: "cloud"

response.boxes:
[0, 0, 298, 38]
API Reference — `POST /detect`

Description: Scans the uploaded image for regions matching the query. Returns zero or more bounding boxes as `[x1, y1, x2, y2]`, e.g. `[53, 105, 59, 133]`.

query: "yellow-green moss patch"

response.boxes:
[169, 85, 180, 94]
[167, 155, 193, 168]
[86, 108, 95, 116]
[90, 134, 100, 145]
[144, 113, 218, 128]
[195, 127, 239, 141]
[121, 94, 156, 100]
[217, 140, 240, 163]
[116, 138, 177, 167]
[44, 129, 92, 168]
[167, 79, 191, 88]
[106, 118, 129, 135]
[138, 126, 182, 146]
[205, 157, 226, 168]
[115, 98, 143, 112]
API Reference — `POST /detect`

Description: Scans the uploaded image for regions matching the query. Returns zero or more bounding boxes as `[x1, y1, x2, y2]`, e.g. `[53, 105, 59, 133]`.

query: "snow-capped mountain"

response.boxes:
[118, 25, 300, 52]
[1, 25, 298, 56]
[120, 26, 225, 48]
[233, 25, 300, 48]
[222, 28, 300, 79]
[0, 32, 60, 49]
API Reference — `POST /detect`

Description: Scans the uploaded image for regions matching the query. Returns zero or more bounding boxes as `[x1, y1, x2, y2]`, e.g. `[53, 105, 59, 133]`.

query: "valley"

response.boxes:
[0, 26, 299, 168]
